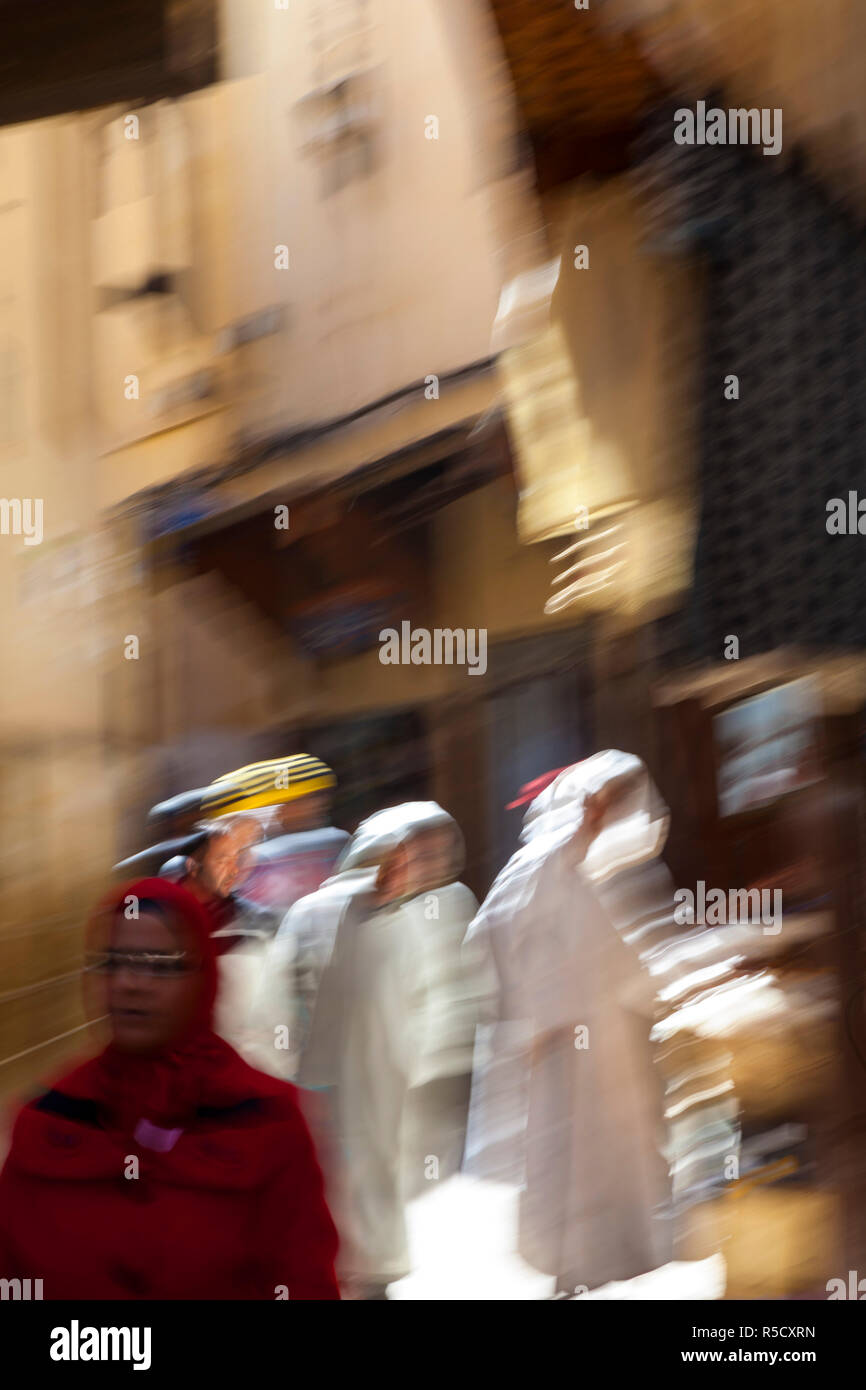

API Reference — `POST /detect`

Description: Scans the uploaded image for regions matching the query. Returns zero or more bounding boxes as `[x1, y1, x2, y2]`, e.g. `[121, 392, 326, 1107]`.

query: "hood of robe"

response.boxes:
[328, 801, 465, 890]
[520, 750, 669, 884]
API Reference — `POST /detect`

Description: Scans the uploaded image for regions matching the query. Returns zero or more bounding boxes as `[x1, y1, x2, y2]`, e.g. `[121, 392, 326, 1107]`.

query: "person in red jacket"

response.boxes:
[0, 877, 339, 1300]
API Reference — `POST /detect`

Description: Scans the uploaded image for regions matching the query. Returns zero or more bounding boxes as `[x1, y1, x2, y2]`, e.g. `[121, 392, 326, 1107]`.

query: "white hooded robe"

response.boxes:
[465, 751, 673, 1289]
[257, 802, 476, 1286]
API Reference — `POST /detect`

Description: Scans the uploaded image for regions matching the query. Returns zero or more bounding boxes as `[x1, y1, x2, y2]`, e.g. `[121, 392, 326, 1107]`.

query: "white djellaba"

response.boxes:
[463, 751, 675, 1292]
[253, 802, 481, 1294]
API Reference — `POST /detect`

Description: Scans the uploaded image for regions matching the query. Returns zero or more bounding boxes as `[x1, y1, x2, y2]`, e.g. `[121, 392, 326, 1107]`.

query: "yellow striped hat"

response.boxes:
[202, 755, 336, 818]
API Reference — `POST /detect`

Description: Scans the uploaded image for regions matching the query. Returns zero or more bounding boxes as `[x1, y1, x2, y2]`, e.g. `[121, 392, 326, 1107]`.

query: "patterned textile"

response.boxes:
[203, 756, 336, 816]
[634, 104, 866, 658]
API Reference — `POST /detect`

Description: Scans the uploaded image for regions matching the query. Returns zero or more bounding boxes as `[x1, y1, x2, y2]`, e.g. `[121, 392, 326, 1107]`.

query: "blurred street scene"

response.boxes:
[1, 0, 866, 1305]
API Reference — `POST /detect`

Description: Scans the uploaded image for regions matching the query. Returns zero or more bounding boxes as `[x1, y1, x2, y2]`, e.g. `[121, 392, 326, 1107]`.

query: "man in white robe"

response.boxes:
[465, 751, 674, 1295]
[256, 802, 480, 1297]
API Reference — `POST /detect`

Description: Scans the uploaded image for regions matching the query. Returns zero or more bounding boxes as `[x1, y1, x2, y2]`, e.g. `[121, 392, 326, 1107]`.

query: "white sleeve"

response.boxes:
[245, 915, 300, 1078]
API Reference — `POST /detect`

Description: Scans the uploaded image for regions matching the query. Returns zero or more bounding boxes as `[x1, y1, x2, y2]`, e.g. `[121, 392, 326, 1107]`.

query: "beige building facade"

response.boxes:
[0, 0, 554, 1100]
[0, 0, 702, 1100]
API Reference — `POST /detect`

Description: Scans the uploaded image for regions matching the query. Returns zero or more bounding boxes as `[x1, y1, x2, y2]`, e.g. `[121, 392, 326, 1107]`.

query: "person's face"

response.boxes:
[104, 912, 203, 1054]
[376, 844, 411, 904]
[276, 793, 330, 833]
[576, 772, 646, 866]
[581, 790, 607, 839]
[405, 828, 454, 893]
[198, 822, 259, 897]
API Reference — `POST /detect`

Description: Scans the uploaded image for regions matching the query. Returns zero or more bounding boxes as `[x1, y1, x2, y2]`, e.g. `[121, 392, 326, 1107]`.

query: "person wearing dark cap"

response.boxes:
[202, 756, 350, 916]
[111, 763, 342, 1061]
[111, 786, 210, 880]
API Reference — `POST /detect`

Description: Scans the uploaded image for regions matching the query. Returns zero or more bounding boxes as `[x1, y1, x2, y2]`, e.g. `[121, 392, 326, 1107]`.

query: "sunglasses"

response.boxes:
[85, 950, 197, 979]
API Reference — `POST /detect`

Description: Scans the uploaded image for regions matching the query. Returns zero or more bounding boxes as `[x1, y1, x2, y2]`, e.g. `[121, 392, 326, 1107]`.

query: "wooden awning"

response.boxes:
[0, 0, 217, 127]
[485, 0, 661, 187]
[489, 0, 866, 215]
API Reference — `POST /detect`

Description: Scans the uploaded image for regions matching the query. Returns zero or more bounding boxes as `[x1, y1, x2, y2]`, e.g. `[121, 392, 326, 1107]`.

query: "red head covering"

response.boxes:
[505, 767, 572, 811]
[84, 875, 220, 1037]
[60, 877, 280, 1137]
[1, 879, 341, 1301]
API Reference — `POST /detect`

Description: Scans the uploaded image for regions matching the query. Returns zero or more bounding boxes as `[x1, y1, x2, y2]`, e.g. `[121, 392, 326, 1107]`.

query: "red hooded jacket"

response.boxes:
[0, 878, 339, 1300]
